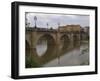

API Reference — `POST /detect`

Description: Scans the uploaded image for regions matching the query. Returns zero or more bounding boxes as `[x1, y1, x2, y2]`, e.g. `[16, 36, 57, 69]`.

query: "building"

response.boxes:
[80, 26, 89, 40]
[58, 25, 81, 32]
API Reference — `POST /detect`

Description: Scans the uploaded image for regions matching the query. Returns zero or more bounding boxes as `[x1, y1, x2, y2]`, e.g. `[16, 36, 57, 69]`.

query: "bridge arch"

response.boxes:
[35, 34, 56, 57]
[26, 40, 31, 56]
[73, 34, 80, 46]
[60, 34, 70, 50]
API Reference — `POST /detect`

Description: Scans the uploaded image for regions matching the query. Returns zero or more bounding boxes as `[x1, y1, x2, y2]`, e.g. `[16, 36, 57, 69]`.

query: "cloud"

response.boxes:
[26, 12, 89, 29]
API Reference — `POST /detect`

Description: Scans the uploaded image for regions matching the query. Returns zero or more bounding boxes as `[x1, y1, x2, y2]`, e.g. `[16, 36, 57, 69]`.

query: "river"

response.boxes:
[36, 42, 89, 67]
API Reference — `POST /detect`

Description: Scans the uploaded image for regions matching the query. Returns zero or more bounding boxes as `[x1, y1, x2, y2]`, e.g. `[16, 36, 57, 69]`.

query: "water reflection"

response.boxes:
[43, 42, 89, 67]
[26, 37, 89, 68]
[35, 39, 89, 67]
[36, 40, 47, 57]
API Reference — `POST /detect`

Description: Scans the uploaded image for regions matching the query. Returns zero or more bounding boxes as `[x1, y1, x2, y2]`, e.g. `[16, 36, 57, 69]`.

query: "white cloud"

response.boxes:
[26, 12, 89, 29]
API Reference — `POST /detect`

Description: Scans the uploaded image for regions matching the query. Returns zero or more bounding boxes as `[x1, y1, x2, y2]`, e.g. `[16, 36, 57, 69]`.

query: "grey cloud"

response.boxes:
[26, 12, 89, 29]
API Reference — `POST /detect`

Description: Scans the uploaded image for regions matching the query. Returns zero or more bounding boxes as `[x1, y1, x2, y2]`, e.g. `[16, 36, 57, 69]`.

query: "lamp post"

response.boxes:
[58, 22, 60, 32]
[46, 22, 49, 31]
[58, 22, 60, 27]
[47, 23, 48, 28]
[34, 16, 37, 28]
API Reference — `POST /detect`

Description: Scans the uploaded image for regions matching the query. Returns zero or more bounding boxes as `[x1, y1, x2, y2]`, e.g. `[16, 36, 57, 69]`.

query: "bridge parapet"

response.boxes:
[26, 27, 57, 33]
[26, 27, 81, 36]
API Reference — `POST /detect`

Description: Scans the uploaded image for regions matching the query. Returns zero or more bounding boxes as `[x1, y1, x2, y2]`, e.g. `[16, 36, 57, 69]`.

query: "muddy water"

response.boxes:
[36, 41, 89, 67]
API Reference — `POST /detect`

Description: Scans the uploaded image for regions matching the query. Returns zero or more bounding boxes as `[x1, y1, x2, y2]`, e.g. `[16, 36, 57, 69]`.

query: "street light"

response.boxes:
[58, 22, 60, 27]
[46, 22, 49, 31]
[47, 23, 48, 28]
[34, 16, 37, 28]
[58, 22, 60, 32]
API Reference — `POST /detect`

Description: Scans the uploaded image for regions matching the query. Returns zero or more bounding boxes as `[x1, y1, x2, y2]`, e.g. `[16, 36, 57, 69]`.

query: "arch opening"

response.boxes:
[25, 40, 31, 56]
[60, 35, 70, 50]
[73, 34, 80, 46]
[36, 34, 56, 57]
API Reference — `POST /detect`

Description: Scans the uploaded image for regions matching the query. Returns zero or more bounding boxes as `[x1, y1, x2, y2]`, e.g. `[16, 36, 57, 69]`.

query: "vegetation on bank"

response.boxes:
[26, 56, 40, 68]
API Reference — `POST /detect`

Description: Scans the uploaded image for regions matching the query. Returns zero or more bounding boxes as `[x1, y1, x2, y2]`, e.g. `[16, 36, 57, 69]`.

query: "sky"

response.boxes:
[26, 12, 89, 29]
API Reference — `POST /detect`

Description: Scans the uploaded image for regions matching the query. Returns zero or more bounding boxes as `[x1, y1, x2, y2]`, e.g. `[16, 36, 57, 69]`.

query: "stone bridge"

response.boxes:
[25, 27, 81, 66]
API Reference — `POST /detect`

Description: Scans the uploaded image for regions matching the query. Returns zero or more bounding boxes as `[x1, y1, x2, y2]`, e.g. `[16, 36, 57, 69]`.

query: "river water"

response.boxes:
[36, 42, 89, 67]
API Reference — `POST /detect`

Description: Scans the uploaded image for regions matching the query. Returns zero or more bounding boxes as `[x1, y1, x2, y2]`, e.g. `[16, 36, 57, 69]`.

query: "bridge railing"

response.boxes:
[26, 27, 57, 32]
[26, 27, 81, 34]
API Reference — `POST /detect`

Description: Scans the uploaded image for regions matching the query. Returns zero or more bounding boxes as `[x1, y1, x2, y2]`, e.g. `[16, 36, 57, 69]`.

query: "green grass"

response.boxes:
[26, 56, 40, 68]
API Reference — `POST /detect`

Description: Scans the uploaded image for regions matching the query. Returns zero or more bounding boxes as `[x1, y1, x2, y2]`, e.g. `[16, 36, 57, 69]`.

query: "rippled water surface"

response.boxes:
[36, 41, 89, 67]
